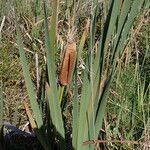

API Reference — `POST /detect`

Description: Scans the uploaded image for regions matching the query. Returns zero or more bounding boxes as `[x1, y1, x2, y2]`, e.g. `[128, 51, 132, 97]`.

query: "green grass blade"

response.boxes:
[95, 69, 115, 138]
[111, 0, 132, 62]
[77, 69, 91, 150]
[93, 0, 120, 89]
[98, 0, 121, 77]
[72, 68, 79, 149]
[113, 0, 145, 60]
[88, 0, 98, 142]
[43, 1, 65, 146]
[15, 16, 43, 129]
[14, 9, 50, 148]
[45, 83, 65, 149]
[92, 0, 120, 119]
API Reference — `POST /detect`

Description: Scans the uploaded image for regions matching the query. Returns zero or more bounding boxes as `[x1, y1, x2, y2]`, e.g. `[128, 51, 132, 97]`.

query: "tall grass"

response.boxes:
[12, 0, 150, 149]
[0, 81, 3, 127]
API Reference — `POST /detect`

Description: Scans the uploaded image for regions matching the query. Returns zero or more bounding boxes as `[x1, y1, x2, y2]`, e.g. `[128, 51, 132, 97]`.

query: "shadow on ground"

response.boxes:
[0, 122, 74, 150]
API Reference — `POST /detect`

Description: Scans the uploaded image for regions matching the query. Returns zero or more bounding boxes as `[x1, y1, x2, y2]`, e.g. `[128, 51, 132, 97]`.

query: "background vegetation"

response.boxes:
[0, 0, 150, 150]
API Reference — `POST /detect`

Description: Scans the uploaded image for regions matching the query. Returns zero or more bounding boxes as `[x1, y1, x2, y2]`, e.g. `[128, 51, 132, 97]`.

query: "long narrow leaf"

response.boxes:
[15, 13, 43, 129]
[43, 1, 65, 147]
[72, 68, 79, 149]
[77, 70, 91, 150]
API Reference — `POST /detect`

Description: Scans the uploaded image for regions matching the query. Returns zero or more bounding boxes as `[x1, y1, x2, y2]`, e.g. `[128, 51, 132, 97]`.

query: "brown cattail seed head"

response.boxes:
[59, 38, 77, 86]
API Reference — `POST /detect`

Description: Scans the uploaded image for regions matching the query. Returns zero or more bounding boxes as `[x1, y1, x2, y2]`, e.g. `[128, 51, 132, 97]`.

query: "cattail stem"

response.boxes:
[59, 86, 65, 104]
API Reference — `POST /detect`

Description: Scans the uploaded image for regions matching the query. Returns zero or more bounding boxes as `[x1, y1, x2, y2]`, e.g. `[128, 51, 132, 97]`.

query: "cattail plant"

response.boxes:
[14, 0, 148, 150]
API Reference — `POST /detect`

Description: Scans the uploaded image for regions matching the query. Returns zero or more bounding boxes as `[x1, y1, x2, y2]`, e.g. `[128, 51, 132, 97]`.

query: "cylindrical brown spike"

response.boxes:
[59, 39, 77, 86]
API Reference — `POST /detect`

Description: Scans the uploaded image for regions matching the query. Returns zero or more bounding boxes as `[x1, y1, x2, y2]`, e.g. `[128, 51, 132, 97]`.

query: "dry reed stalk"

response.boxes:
[59, 38, 77, 86]
[83, 139, 150, 147]
[24, 102, 37, 129]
